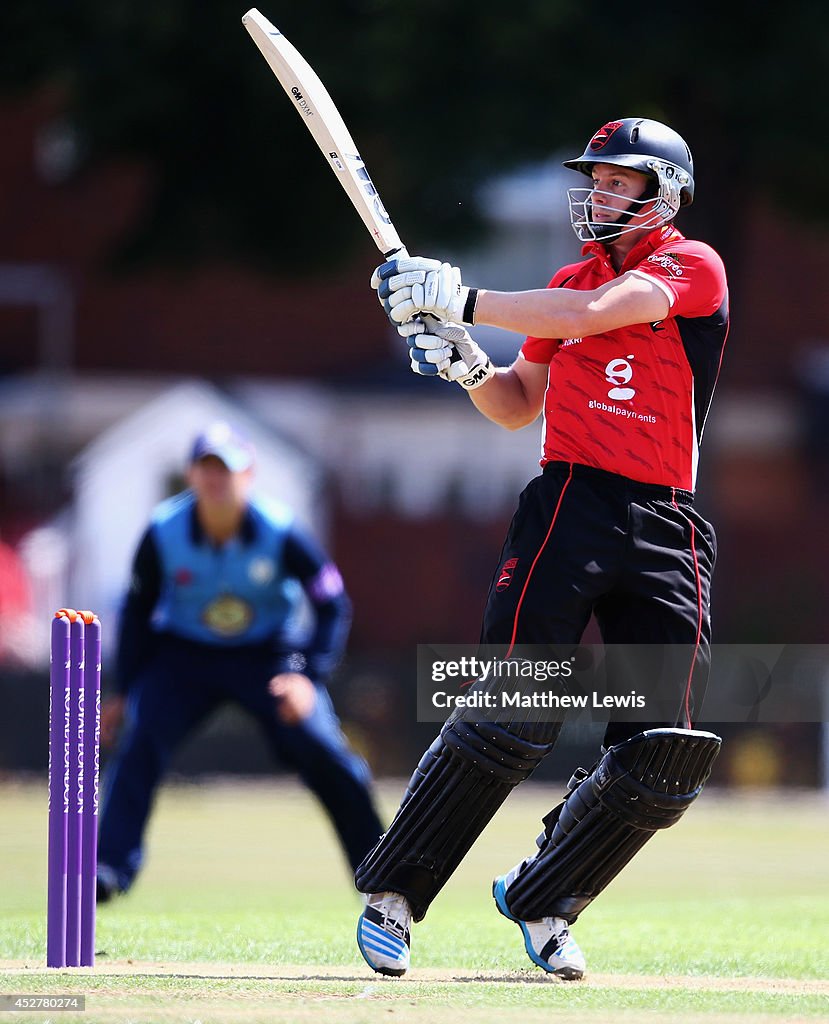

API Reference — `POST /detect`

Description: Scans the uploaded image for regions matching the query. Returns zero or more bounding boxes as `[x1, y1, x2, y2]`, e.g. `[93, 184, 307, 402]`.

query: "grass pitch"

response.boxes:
[1, 777, 827, 1022]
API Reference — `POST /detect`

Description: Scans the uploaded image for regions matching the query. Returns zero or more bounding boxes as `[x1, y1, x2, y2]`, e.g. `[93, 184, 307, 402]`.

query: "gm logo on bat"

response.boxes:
[291, 86, 313, 117]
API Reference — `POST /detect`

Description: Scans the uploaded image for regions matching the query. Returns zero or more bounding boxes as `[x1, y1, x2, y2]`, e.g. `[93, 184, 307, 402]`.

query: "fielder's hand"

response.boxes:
[269, 672, 317, 725]
[399, 318, 495, 390]
[371, 257, 481, 326]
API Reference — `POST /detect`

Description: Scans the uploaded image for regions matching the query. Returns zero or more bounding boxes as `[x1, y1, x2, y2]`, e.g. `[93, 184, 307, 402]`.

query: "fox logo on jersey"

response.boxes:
[589, 120, 624, 151]
[496, 558, 519, 591]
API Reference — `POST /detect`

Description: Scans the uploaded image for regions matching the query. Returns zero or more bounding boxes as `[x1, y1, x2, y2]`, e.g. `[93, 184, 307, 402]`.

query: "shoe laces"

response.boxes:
[370, 892, 411, 936]
[541, 916, 570, 945]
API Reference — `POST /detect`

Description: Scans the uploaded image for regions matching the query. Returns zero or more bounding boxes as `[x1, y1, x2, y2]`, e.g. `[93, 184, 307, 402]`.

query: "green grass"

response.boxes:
[1, 778, 828, 1022]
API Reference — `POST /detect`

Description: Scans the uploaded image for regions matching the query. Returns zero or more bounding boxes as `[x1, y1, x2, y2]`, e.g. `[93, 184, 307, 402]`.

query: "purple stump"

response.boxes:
[47, 614, 72, 968]
[80, 616, 101, 967]
[65, 616, 85, 967]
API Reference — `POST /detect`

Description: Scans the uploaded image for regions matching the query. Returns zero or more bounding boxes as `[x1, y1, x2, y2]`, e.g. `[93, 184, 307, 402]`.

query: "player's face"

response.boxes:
[589, 164, 652, 226]
[188, 456, 252, 508]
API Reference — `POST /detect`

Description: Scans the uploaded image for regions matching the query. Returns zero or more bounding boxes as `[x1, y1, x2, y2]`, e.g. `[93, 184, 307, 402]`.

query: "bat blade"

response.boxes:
[242, 8, 406, 258]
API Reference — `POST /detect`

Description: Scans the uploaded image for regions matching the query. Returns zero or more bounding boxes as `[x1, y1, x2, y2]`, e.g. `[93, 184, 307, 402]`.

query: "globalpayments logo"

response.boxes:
[605, 355, 636, 401]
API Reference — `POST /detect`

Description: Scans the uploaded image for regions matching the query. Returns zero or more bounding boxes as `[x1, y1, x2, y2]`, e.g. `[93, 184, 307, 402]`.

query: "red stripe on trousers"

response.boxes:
[506, 465, 574, 658]
[673, 488, 703, 729]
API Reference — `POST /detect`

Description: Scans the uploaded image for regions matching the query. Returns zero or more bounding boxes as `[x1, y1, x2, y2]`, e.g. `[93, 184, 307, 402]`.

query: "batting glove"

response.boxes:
[399, 318, 495, 390]
[371, 257, 481, 326]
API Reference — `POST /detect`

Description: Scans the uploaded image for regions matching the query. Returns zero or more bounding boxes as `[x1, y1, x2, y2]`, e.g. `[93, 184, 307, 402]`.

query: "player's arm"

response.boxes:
[281, 525, 352, 684]
[375, 258, 670, 337]
[115, 527, 162, 693]
[474, 271, 670, 338]
[400, 317, 546, 429]
[270, 528, 351, 724]
[467, 356, 548, 430]
[400, 317, 542, 420]
[103, 528, 162, 746]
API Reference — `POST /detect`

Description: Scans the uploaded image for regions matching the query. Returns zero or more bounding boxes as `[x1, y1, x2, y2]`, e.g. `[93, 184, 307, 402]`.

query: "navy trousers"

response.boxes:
[98, 636, 383, 890]
[481, 462, 717, 745]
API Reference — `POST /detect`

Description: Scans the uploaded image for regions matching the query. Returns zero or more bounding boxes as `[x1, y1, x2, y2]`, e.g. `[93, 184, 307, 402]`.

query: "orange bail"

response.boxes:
[54, 608, 98, 624]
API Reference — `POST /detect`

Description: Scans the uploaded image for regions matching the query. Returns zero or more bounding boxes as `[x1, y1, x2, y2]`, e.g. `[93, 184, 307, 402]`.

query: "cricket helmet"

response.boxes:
[563, 117, 694, 242]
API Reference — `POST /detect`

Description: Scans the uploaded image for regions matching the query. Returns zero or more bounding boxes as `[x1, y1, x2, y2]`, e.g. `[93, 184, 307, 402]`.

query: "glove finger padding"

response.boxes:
[370, 257, 442, 291]
[377, 270, 430, 300]
[389, 256, 443, 276]
[408, 330, 454, 377]
[409, 351, 453, 376]
[372, 255, 473, 327]
[388, 291, 419, 324]
[410, 353, 452, 376]
[410, 332, 453, 352]
[397, 319, 429, 338]
[392, 278, 453, 324]
[412, 324, 472, 379]
[410, 356, 442, 376]
[409, 342, 453, 364]
[443, 353, 474, 380]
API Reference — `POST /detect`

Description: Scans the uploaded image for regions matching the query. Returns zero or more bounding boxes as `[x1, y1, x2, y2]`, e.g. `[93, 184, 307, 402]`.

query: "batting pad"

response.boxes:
[355, 713, 561, 921]
[505, 728, 722, 923]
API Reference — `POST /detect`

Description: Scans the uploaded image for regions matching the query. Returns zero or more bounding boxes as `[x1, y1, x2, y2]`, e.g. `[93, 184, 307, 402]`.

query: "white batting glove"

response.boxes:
[397, 316, 453, 376]
[371, 257, 481, 326]
[399, 318, 495, 390]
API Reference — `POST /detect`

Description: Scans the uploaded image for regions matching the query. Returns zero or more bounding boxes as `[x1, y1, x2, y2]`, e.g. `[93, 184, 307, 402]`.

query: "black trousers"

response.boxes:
[481, 462, 717, 744]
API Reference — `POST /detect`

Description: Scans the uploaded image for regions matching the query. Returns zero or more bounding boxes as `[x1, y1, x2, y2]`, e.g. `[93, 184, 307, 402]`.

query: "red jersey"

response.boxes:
[521, 225, 728, 490]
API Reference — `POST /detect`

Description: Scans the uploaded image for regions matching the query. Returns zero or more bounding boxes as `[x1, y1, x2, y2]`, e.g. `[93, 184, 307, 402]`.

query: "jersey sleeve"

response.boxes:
[281, 524, 352, 684]
[631, 240, 727, 318]
[115, 527, 162, 693]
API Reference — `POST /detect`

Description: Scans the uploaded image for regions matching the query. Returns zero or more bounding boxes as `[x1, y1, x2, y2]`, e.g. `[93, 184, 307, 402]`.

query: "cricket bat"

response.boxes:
[242, 9, 407, 260]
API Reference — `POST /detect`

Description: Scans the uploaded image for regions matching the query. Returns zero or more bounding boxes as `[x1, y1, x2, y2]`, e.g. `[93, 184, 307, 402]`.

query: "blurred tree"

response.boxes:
[1, 0, 827, 272]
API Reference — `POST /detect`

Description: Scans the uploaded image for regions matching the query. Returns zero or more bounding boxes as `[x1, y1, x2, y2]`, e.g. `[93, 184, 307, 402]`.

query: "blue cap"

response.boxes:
[189, 421, 255, 472]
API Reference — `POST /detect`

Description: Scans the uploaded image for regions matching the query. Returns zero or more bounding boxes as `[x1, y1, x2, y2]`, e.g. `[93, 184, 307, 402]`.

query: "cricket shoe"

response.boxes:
[357, 891, 412, 976]
[492, 871, 585, 980]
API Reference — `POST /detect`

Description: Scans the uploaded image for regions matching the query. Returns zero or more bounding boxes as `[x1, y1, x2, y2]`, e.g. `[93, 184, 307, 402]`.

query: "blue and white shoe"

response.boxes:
[357, 891, 412, 976]
[492, 871, 585, 980]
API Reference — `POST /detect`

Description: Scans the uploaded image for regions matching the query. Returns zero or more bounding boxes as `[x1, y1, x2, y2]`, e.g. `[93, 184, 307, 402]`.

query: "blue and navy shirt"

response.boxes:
[116, 491, 351, 692]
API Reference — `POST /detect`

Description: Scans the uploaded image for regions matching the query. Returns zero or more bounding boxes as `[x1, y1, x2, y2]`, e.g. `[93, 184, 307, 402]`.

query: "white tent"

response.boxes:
[22, 380, 324, 662]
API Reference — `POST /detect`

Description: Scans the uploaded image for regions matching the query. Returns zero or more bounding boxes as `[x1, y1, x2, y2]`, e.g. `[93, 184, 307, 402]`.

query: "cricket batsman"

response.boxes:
[354, 117, 728, 979]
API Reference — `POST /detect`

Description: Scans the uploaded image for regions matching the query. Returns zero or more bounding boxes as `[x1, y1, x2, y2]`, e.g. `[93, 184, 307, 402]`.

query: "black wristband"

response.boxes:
[462, 287, 479, 325]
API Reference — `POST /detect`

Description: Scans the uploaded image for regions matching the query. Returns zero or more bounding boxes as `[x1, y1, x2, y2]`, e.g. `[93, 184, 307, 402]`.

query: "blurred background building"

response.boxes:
[1, 2, 827, 787]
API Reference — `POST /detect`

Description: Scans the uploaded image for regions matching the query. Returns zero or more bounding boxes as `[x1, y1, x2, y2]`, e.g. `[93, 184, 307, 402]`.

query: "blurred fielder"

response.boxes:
[96, 422, 383, 901]
[355, 118, 727, 979]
